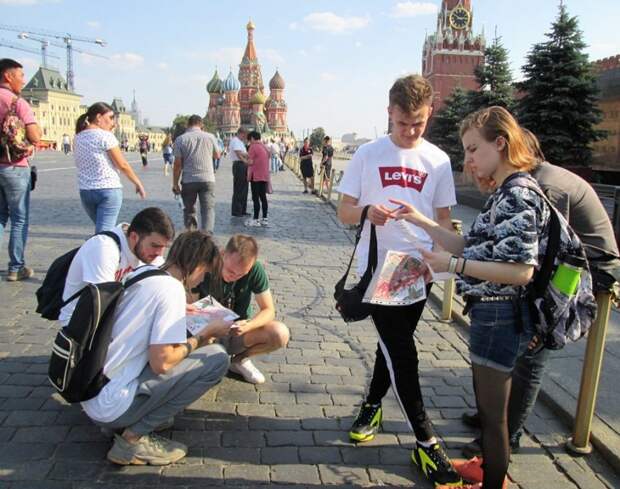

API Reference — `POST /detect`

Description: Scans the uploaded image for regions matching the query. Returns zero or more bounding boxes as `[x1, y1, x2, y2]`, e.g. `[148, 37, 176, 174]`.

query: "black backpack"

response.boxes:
[36, 231, 121, 320]
[48, 268, 168, 403]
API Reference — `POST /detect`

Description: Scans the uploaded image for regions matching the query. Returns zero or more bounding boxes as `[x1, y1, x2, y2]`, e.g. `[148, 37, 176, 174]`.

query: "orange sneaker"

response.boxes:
[451, 457, 508, 488]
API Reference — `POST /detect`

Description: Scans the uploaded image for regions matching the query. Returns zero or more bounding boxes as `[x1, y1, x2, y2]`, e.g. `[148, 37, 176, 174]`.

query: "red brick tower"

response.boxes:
[422, 0, 485, 110]
[265, 70, 288, 136]
[238, 20, 265, 128]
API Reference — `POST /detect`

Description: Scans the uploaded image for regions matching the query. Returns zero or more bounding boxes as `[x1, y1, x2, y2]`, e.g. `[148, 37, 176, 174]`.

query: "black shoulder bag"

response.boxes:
[334, 205, 378, 322]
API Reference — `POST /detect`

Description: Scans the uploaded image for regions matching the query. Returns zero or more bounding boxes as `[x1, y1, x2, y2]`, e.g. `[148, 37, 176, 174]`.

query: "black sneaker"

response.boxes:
[461, 411, 480, 428]
[348, 402, 382, 443]
[461, 437, 520, 459]
[411, 441, 462, 487]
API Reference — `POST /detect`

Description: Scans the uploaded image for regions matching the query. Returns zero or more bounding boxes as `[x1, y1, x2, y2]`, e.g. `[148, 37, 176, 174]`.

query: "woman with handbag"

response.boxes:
[391, 106, 549, 489]
[245, 131, 270, 228]
[73, 102, 146, 233]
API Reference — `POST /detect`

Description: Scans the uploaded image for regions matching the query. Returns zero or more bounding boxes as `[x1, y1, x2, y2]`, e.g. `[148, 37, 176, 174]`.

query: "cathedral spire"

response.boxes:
[243, 19, 258, 62]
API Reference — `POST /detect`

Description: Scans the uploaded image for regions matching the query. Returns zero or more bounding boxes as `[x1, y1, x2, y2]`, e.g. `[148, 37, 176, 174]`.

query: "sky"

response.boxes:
[1, 0, 619, 139]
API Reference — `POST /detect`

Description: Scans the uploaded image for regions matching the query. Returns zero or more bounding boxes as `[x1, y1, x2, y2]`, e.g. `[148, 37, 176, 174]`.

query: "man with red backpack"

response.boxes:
[0, 58, 41, 282]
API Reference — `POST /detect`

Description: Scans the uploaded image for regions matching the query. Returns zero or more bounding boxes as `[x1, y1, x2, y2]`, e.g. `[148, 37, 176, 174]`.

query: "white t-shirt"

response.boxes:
[59, 224, 161, 325]
[229, 136, 247, 161]
[74, 128, 121, 190]
[337, 135, 456, 274]
[81, 266, 187, 422]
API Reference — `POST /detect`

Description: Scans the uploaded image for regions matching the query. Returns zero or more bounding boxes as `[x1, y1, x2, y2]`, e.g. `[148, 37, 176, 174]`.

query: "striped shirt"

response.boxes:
[173, 127, 218, 183]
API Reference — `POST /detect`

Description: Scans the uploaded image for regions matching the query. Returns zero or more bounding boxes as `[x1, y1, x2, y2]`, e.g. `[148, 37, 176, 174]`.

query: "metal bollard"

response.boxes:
[566, 290, 613, 455]
[318, 168, 325, 198]
[441, 219, 463, 321]
[326, 171, 336, 202]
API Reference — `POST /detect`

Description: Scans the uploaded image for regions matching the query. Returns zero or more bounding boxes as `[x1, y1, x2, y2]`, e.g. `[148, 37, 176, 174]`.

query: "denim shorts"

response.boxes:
[468, 300, 535, 373]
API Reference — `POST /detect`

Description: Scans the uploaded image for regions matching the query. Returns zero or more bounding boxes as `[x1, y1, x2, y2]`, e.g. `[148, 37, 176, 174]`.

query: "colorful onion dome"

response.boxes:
[250, 91, 266, 105]
[269, 70, 285, 90]
[206, 70, 222, 93]
[223, 70, 240, 92]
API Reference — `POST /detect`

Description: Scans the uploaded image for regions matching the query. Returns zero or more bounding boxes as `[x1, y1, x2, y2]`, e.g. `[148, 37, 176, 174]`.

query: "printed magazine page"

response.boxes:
[362, 250, 430, 306]
[186, 296, 239, 336]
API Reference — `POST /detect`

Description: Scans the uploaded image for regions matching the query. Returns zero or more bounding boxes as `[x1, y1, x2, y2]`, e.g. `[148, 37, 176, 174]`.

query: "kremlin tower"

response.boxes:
[422, 0, 485, 109]
[206, 21, 289, 138]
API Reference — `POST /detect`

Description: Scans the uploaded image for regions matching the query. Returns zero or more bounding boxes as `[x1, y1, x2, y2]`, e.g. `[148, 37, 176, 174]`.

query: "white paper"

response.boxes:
[186, 296, 239, 336]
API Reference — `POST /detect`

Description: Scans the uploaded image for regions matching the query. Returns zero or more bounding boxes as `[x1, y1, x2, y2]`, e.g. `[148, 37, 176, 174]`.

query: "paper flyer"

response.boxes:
[186, 296, 239, 336]
[362, 250, 430, 306]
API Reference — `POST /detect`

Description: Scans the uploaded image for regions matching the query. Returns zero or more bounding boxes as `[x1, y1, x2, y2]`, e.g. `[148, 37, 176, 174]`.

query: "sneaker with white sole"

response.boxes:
[260, 218, 269, 227]
[229, 358, 266, 384]
[106, 433, 187, 466]
[100, 418, 174, 438]
[6, 266, 34, 282]
[245, 218, 262, 227]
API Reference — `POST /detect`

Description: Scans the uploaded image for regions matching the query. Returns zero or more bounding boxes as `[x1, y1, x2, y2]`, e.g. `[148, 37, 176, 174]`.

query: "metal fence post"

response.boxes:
[566, 290, 613, 455]
[317, 168, 325, 198]
[326, 171, 336, 202]
[441, 220, 463, 321]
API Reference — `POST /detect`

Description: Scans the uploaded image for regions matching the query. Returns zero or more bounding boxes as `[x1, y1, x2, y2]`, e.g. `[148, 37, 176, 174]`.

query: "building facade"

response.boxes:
[22, 67, 84, 149]
[206, 21, 289, 138]
[422, 0, 485, 110]
[593, 55, 620, 173]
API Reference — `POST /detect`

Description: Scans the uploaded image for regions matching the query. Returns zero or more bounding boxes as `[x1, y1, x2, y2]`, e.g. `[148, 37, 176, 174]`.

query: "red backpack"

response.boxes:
[0, 96, 33, 162]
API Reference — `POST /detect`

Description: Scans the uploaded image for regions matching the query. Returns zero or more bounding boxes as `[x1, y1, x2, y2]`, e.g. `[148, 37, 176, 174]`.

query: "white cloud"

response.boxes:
[187, 47, 244, 72]
[302, 12, 369, 34]
[157, 62, 168, 70]
[389, 2, 438, 18]
[86, 20, 101, 29]
[320, 72, 337, 81]
[110, 52, 144, 69]
[261, 48, 285, 66]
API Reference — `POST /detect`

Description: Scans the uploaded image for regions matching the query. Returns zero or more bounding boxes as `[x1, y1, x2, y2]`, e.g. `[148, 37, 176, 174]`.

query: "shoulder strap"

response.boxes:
[503, 176, 561, 298]
[338, 206, 377, 285]
[124, 268, 168, 288]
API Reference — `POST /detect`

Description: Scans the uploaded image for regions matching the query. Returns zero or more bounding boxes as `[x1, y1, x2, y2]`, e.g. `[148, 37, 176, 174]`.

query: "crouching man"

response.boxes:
[82, 232, 230, 466]
[194, 234, 289, 384]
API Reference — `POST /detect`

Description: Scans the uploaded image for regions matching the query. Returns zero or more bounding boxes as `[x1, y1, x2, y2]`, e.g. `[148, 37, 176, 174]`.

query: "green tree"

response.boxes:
[428, 87, 472, 169]
[171, 114, 190, 140]
[516, 3, 604, 167]
[310, 127, 326, 150]
[469, 35, 515, 111]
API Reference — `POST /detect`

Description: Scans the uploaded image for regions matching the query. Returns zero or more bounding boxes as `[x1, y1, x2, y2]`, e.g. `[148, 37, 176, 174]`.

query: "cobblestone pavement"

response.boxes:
[0, 151, 618, 488]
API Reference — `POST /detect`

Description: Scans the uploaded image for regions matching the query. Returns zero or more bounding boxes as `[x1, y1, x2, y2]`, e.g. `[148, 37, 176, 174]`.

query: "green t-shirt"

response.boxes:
[196, 261, 269, 319]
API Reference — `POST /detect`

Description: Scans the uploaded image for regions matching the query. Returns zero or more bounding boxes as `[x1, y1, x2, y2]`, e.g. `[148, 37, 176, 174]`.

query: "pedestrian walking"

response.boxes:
[62, 133, 71, 154]
[138, 136, 149, 167]
[74, 102, 146, 233]
[0, 58, 42, 282]
[172, 114, 220, 234]
[320, 135, 334, 193]
[337, 75, 461, 487]
[245, 131, 270, 227]
[392, 106, 550, 489]
[299, 138, 315, 194]
[230, 127, 250, 217]
[162, 135, 173, 176]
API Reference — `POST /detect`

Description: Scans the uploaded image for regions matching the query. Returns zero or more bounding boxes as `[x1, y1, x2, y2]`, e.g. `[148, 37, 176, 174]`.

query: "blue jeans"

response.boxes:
[0, 165, 31, 272]
[79, 188, 123, 233]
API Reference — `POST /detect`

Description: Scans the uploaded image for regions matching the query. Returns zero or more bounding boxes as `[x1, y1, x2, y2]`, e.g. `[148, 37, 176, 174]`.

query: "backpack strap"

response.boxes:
[59, 231, 124, 308]
[124, 268, 168, 288]
[336, 206, 377, 290]
[501, 175, 561, 299]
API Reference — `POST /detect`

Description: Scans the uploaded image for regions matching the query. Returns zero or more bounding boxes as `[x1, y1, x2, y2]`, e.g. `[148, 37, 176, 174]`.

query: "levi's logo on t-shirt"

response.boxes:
[379, 166, 428, 192]
[115, 266, 133, 281]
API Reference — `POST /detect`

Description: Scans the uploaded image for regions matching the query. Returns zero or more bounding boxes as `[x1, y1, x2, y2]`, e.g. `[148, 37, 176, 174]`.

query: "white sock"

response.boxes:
[417, 437, 438, 447]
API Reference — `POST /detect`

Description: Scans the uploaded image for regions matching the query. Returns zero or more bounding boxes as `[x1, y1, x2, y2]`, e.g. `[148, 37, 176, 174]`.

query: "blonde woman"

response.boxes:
[392, 106, 549, 489]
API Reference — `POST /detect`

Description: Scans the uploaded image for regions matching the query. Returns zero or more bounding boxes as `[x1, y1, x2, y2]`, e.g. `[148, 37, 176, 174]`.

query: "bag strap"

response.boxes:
[61, 231, 124, 307]
[124, 268, 168, 288]
[501, 175, 561, 299]
[337, 206, 377, 287]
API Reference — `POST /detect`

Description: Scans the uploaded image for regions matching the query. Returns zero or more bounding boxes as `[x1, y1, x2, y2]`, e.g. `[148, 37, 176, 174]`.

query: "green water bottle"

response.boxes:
[551, 255, 585, 296]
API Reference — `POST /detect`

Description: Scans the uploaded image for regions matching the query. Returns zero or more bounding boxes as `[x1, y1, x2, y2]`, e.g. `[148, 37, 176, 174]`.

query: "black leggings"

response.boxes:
[250, 181, 268, 219]
[472, 363, 512, 489]
[366, 285, 434, 442]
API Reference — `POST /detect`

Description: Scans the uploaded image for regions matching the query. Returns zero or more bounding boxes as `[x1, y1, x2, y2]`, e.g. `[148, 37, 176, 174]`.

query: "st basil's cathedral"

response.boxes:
[206, 20, 289, 138]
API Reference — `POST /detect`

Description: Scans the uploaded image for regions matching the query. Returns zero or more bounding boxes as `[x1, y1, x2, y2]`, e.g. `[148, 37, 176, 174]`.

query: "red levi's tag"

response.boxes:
[379, 166, 428, 192]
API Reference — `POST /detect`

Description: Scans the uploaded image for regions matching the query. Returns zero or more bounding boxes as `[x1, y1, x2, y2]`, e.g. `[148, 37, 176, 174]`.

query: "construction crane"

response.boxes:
[0, 24, 106, 91]
[17, 33, 108, 81]
[0, 38, 61, 65]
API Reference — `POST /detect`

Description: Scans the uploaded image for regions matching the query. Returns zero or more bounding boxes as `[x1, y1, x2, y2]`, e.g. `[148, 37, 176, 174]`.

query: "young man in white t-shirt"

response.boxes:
[83, 232, 230, 466]
[337, 75, 461, 487]
[59, 207, 175, 325]
[230, 127, 250, 217]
